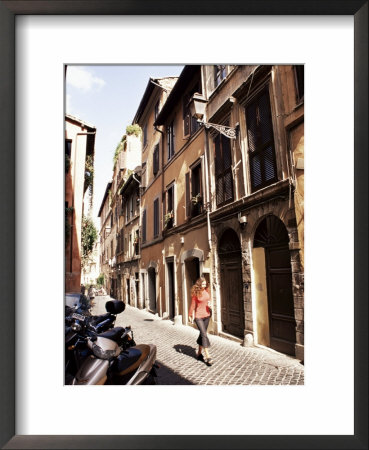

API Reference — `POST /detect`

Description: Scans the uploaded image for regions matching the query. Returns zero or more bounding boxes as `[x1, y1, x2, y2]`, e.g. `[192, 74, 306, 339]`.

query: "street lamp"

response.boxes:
[188, 93, 239, 139]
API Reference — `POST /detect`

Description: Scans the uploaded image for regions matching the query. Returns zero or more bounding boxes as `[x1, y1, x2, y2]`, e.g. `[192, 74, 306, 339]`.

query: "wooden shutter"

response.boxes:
[167, 125, 171, 160]
[246, 87, 277, 191]
[167, 186, 173, 212]
[183, 95, 190, 136]
[215, 134, 234, 206]
[222, 136, 233, 202]
[172, 122, 175, 157]
[153, 144, 159, 175]
[185, 172, 190, 218]
[215, 135, 223, 206]
[153, 199, 159, 237]
[143, 125, 148, 147]
[142, 210, 146, 243]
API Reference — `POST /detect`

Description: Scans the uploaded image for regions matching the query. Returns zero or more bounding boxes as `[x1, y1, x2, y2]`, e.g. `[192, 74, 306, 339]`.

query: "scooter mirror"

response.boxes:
[71, 322, 82, 332]
[105, 300, 125, 314]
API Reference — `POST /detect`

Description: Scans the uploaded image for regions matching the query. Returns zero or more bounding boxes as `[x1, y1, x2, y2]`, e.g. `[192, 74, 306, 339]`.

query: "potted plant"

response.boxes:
[191, 193, 203, 217]
[164, 210, 174, 228]
[191, 193, 202, 205]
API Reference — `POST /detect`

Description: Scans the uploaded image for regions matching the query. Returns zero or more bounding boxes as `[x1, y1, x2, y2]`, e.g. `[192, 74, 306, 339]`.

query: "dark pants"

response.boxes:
[195, 316, 211, 348]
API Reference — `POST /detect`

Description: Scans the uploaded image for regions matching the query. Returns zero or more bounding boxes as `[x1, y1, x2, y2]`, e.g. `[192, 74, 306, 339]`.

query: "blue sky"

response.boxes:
[66, 65, 183, 227]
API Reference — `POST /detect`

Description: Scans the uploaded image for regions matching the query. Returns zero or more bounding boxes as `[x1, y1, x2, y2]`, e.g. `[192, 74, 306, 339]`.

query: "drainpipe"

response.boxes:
[155, 125, 165, 316]
[204, 129, 212, 252]
[132, 171, 142, 270]
[155, 125, 165, 231]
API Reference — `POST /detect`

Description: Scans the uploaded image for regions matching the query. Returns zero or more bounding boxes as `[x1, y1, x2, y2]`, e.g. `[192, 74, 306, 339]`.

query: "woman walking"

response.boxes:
[189, 277, 213, 366]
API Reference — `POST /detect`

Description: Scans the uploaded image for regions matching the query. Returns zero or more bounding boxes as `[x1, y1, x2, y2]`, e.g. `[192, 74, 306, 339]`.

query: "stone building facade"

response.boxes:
[98, 65, 304, 360]
[97, 181, 113, 295]
[98, 131, 143, 303]
[65, 114, 96, 293]
[200, 65, 304, 359]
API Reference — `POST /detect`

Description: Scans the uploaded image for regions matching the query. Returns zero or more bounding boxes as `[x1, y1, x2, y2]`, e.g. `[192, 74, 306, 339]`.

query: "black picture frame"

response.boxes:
[0, 1, 367, 449]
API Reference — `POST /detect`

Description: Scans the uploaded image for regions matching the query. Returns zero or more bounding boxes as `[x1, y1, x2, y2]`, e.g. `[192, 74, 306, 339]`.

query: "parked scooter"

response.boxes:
[66, 299, 158, 385]
[66, 298, 125, 333]
[65, 299, 128, 383]
[71, 331, 158, 385]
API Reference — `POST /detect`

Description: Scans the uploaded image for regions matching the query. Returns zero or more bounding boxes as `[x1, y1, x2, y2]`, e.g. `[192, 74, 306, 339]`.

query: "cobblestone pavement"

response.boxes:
[92, 296, 304, 385]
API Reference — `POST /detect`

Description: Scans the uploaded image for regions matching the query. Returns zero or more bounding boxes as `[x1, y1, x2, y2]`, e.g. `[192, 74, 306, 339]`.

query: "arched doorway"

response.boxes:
[181, 248, 204, 324]
[218, 229, 244, 338]
[254, 215, 296, 355]
[148, 267, 156, 313]
[185, 257, 200, 322]
[166, 258, 175, 319]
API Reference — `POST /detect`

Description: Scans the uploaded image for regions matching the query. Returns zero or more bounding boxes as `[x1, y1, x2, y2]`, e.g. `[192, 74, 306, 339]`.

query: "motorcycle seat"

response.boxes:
[99, 327, 124, 343]
[114, 344, 151, 376]
[89, 313, 111, 324]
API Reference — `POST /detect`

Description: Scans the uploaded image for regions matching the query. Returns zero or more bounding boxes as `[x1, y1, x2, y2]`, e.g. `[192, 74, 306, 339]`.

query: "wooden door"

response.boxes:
[266, 245, 296, 355]
[219, 229, 244, 338]
[254, 216, 296, 356]
[220, 257, 244, 338]
[167, 261, 175, 319]
[148, 268, 156, 313]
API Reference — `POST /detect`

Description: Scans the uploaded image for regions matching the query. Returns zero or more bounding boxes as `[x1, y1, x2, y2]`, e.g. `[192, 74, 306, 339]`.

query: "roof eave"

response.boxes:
[154, 65, 200, 126]
[97, 182, 112, 217]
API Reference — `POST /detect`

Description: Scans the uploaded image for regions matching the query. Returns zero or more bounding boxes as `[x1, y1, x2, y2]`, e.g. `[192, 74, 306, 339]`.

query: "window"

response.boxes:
[120, 196, 124, 216]
[120, 231, 124, 253]
[65, 139, 72, 158]
[165, 185, 175, 230]
[186, 162, 203, 218]
[143, 124, 148, 147]
[167, 121, 175, 161]
[134, 230, 140, 255]
[294, 65, 304, 103]
[153, 144, 159, 176]
[214, 133, 234, 206]
[130, 196, 134, 219]
[245, 87, 278, 192]
[141, 162, 147, 190]
[125, 200, 129, 222]
[142, 209, 147, 243]
[117, 232, 120, 253]
[183, 83, 201, 137]
[214, 65, 226, 88]
[153, 198, 159, 238]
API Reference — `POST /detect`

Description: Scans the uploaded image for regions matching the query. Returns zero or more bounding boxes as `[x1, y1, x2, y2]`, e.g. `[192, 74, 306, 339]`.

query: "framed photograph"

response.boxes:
[1, 1, 367, 449]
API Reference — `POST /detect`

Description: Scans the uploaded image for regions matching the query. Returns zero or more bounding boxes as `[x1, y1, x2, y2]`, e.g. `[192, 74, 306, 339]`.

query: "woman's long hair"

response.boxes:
[191, 276, 207, 298]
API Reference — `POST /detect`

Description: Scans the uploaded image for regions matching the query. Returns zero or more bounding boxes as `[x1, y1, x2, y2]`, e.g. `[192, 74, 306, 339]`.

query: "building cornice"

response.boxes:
[210, 179, 291, 222]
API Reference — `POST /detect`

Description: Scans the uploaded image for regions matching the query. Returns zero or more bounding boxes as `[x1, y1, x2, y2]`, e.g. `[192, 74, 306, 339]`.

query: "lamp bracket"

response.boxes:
[198, 120, 238, 139]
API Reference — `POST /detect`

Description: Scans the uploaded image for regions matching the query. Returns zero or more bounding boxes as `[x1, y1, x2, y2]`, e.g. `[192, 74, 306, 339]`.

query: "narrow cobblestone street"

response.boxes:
[92, 296, 304, 385]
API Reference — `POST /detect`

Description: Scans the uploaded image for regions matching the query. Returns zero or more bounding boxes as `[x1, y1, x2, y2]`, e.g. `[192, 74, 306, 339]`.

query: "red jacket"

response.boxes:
[189, 289, 211, 319]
